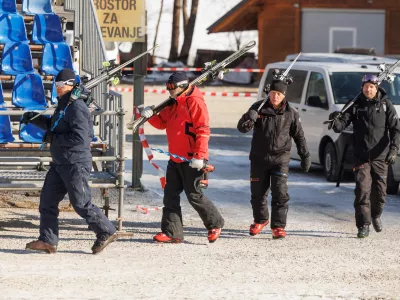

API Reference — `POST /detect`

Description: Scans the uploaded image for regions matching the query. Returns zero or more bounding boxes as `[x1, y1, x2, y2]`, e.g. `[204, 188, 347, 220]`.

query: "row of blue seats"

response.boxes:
[0, 13, 64, 44]
[0, 0, 53, 15]
[1, 41, 73, 76]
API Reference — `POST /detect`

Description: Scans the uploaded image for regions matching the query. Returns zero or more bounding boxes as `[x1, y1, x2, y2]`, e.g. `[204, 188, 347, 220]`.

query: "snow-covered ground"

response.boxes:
[1, 85, 400, 299]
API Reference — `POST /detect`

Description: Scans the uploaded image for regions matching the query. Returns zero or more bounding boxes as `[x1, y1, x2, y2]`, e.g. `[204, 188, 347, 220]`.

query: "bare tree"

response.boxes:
[152, 0, 164, 65]
[169, 0, 181, 61]
[179, 0, 199, 64]
[232, 31, 242, 51]
[182, 0, 188, 36]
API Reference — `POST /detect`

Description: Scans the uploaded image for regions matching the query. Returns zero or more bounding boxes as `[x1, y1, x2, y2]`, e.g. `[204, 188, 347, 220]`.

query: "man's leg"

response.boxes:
[270, 164, 289, 229]
[250, 160, 270, 224]
[161, 160, 184, 240]
[353, 162, 372, 228]
[370, 160, 387, 232]
[180, 163, 225, 231]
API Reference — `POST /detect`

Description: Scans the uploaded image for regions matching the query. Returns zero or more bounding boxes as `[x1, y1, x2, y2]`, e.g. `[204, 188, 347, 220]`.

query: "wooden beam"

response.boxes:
[0, 44, 43, 52]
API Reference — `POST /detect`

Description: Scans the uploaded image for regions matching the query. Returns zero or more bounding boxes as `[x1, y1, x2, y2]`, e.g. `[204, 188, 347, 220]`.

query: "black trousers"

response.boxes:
[353, 160, 387, 228]
[161, 160, 225, 240]
[250, 160, 290, 229]
[39, 162, 116, 245]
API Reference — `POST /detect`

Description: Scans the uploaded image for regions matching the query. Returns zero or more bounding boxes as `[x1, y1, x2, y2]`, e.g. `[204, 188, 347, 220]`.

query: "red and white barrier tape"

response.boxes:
[111, 87, 257, 97]
[135, 205, 163, 214]
[122, 67, 264, 73]
[135, 105, 166, 189]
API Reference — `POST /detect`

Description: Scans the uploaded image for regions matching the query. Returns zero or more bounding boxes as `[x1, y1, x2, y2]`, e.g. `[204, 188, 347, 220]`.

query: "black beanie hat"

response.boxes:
[167, 71, 189, 86]
[270, 79, 288, 95]
[55, 68, 76, 85]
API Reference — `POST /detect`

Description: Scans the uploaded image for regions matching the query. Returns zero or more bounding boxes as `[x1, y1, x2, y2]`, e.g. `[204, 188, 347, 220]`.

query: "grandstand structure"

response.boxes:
[0, 0, 127, 230]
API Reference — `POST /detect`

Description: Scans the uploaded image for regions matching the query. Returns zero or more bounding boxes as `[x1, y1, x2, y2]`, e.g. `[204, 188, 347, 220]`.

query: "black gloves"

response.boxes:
[301, 155, 311, 172]
[21, 111, 40, 124]
[329, 111, 341, 120]
[246, 109, 258, 122]
[42, 131, 54, 144]
[385, 146, 398, 165]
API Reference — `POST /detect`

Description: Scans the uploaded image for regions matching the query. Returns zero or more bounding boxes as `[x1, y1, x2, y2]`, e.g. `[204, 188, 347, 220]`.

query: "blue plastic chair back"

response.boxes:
[0, 0, 16, 14]
[22, 0, 53, 15]
[12, 73, 47, 108]
[41, 42, 73, 75]
[19, 109, 48, 143]
[0, 42, 34, 75]
[0, 14, 29, 44]
[32, 14, 63, 44]
[0, 107, 14, 143]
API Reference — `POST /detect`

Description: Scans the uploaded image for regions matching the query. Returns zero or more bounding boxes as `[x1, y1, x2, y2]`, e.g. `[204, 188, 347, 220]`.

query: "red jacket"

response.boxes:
[148, 86, 210, 163]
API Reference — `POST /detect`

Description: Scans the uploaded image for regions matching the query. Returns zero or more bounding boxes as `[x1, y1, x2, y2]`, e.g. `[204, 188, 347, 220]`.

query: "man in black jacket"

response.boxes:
[237, 79, 310, 239]
[22, 68, 117, 254]
[329, 74, 400, 238]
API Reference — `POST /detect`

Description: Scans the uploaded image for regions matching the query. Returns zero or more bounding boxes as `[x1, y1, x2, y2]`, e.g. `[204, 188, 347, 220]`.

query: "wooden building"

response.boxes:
[207, 0, 400, 68]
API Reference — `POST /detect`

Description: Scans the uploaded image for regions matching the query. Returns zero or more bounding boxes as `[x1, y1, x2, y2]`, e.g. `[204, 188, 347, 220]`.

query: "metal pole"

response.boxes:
[131, 37, 148, 190]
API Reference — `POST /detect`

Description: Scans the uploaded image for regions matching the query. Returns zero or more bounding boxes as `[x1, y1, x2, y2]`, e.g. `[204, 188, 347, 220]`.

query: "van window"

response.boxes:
[264, 69, 307, 104]
[305, 72, 329, 109]
[330, 72, 400, 105]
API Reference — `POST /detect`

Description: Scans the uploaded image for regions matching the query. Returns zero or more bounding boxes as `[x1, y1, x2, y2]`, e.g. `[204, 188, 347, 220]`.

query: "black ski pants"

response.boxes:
[353, 160, 387, 228]
[161, 160, 225, 240]
[250, 160, 290, 229]
[39, 162, 116, 246]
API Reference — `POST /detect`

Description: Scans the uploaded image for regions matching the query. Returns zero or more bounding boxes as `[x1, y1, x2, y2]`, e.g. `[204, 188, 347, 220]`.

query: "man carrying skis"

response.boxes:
[141, 71, 224, 243]
[237, 77, 310, 239]
[329, 74, 400, 238]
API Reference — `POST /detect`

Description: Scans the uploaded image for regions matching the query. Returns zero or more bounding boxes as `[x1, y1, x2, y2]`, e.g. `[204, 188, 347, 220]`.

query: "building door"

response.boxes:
[301, 9, 385, 54]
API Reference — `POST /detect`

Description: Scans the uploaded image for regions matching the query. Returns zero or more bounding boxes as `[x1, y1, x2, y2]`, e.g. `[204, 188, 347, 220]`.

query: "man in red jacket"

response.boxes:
[142, 72, 224, 243]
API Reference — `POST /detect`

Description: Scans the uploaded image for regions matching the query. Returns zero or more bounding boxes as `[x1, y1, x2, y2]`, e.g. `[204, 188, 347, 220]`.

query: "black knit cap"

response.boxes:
[55, 68, 76, 85]
[167, 71, 188, 85]
[270, 79, 288, 95]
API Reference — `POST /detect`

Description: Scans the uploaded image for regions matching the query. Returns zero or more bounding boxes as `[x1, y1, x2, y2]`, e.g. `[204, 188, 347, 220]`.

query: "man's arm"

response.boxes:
[187, 96, 210, 160]
[147, 110, 168, 130]
[237, 102, 260, 133]
[386, 100, 400, 150]
[290, 110, 309, 158]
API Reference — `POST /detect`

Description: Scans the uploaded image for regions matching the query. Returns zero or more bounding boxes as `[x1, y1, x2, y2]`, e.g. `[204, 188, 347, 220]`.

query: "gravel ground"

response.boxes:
[1, 85, 400, 300]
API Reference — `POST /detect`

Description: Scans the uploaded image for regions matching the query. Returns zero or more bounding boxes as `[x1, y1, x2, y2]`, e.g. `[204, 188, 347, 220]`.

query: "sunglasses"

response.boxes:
[362, 74, 378, 85]
[165, 80, 188, 91]
[55, 79, 75, 87]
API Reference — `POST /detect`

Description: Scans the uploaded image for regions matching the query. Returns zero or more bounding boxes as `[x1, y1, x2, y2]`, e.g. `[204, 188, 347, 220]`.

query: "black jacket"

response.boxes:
[237, 100, 309, 163]
[333, 88, 400, 163]
[31, 91, 93, 164]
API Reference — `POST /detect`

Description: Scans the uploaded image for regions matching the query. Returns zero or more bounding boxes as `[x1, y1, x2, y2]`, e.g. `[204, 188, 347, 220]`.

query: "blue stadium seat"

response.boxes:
[0, 108, 14, 143]
[12, 73, 47, 108]
[22, 0, 53, 15]
[19, 109, 48, 143]
[50, 79, 57, 105]
[0, 42, 34, 75]
[41, 42, 73, 75]
[32, 14, 64, 44]
[0, 14, 29, 44]
[0, 0, 17, 14]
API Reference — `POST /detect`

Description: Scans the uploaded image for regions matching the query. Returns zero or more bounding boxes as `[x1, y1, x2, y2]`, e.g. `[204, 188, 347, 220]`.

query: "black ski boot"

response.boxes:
[92, 233, 118, 254]
[357, 226, 369, 238]
[372, 217, 382, 232]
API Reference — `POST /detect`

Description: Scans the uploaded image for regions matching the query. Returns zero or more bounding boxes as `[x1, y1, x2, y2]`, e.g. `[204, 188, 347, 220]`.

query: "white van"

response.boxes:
[258, 61, 400, 194]
[285, 53, 397, 66]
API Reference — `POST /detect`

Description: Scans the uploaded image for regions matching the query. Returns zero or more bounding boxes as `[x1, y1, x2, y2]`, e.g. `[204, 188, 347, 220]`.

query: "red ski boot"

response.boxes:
[249, 220, 269, 236]
[208, 228, 222, 243]
[272, 228, 286, 239]
[153, 232, 182, 243]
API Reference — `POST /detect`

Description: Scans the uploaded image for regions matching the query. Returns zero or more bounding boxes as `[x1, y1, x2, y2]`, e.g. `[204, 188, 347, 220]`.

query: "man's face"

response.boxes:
[269, 90, 285, 108]
[168, 86, 184, 98]
[55, 80, 75, 97]
[362, 82, 378, 99]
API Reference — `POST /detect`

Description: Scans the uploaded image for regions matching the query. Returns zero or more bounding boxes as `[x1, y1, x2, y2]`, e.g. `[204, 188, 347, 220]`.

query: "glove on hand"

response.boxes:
[328, 111, 341, 120]
[385, 147, 398, 165]
[246, 109, 258, 122]
[189, 158, 204, 171]
[141, 106, 155, 119]
[42, 131, 54, 144]
[301, 155, 311, 173]
[21, 111, 40, 124]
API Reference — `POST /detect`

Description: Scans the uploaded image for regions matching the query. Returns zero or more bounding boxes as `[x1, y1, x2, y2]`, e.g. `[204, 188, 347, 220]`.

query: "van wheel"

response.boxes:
[324, 142, 339, 182]
[387, 165, 399, 195]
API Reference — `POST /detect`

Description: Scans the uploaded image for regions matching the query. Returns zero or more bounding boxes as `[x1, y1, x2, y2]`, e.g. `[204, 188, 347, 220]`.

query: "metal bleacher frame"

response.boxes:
[0, 0, 128, 231]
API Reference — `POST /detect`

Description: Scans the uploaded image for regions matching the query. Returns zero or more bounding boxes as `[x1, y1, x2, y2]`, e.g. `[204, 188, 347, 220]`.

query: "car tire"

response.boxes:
[324, 142, 339, 182]
[386, 165, 399, 195]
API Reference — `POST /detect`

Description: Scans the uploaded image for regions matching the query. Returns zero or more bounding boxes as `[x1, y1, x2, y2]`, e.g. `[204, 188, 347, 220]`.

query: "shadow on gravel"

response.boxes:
[287, 230, 355, 238]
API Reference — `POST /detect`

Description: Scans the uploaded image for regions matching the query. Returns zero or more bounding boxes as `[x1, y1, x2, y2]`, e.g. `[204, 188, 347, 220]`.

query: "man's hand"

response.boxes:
[141, 106, 155, 119]
[301, 155, 311, 172]
[21, 111, 39, 124]
[385, 147, 398, 165]
[245, 109, 258, 122]
[189, 158, 204, 171]
[329, 111, 341, 121]
[42, 131, 54, 144]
